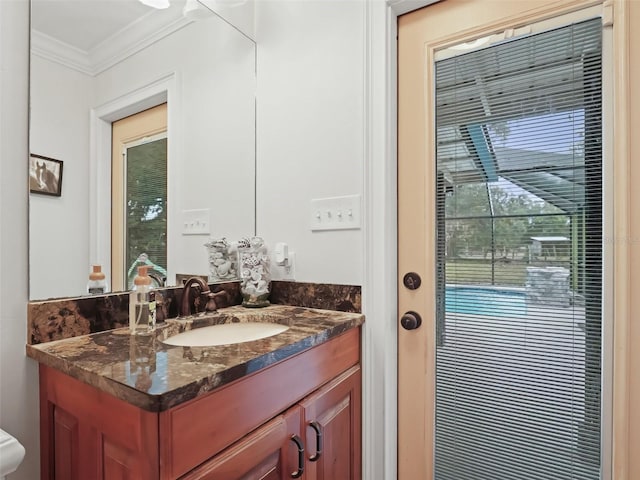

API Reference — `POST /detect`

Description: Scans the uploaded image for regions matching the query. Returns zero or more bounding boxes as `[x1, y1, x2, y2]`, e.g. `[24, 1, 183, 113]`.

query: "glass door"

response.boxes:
[433, 18, 603, 480]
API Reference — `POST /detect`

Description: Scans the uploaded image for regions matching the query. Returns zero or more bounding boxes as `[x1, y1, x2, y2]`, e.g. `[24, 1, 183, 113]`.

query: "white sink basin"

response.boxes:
[162, 322, 289, 347]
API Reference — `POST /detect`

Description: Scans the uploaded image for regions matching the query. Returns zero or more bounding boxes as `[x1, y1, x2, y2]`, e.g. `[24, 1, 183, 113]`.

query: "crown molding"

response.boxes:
[31, 9, 194, 77]
[31, 30, 93, 75]
[89, 10, 193, 75]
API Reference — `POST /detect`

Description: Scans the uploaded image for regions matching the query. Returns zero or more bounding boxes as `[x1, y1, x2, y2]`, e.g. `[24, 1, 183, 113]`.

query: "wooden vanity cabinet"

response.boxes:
[38, 328, 361, 480]
[182, 365, 361, 480]
[39, 365, 160, 479]
[180, 407, 303, 480]
[300, 366, 361, 480]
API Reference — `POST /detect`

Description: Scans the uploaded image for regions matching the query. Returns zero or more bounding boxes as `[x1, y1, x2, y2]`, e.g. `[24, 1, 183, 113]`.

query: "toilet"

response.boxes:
[0, 429, 25, 479]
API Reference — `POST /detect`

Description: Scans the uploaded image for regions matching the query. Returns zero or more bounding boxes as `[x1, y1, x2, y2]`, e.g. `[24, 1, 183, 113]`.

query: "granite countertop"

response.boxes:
[26, 305, 364, 412]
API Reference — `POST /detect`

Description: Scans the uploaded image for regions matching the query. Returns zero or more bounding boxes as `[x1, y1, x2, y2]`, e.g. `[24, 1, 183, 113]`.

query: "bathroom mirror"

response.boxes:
[29, 0, 256, 300]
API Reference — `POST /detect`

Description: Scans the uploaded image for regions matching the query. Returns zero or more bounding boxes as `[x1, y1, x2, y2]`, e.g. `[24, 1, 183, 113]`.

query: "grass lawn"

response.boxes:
[445, 258, 570, 286]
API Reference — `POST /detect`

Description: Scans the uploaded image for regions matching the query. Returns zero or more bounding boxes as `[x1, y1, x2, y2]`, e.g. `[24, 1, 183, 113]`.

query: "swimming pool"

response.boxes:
[445, 286, 527, 317]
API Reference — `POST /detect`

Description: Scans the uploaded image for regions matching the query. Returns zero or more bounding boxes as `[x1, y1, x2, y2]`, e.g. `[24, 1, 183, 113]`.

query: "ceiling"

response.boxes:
[31, 0, 167, 52]
[30, 0, 195, 75]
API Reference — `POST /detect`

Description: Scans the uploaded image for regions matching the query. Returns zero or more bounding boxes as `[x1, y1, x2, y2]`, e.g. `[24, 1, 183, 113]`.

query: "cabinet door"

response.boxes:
[39, 365, 159, 480]
[161, 328, 360, 479]
[180, 406, 304, 480]
[300, 366, 362, 480]
[49, 405, 81, 480]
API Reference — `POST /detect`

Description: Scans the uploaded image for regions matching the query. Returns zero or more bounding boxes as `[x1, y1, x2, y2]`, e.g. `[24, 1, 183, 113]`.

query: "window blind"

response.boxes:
[125, 136, 168, 286]
[434, 18, 602, 480]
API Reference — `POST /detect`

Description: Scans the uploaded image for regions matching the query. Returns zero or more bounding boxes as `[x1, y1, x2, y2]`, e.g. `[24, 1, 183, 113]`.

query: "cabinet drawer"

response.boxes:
[180, 407, 302, 480]
[160, 328, 360, 479]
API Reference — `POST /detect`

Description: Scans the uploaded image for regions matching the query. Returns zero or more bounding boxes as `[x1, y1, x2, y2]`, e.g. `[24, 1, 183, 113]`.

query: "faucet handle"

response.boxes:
[180, 276, 211, 317]
[203, 292, 219, 312]
[199, 290, 229, 313]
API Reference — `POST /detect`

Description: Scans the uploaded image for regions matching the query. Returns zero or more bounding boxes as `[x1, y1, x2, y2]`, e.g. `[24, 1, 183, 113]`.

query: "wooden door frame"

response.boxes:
[363, 0, 633, 479]
[362, 2, 440, 479]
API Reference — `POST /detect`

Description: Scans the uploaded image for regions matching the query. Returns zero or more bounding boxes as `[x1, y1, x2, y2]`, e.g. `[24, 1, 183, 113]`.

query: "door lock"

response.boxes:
[402, 272, 422, 290]
[400, 311, 422, 330]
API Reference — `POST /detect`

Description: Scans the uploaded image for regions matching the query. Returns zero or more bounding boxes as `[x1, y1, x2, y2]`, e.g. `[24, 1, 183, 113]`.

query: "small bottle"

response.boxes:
[87, 265, 108, 294]
[129, 266, 157, 335]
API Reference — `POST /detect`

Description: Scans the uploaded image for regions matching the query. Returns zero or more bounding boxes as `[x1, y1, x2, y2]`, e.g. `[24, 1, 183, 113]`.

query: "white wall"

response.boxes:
[255, 4, 395, 479]
[31, 0, 365, 293]
[255, 0, 365, 285]
[202, 0, 256, 40]
[0, 0, 40, 478]
[29, 56, 92, 300]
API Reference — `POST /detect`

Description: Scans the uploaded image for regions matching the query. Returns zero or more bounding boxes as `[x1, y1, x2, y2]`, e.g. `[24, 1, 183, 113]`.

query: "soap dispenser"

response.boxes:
[129, 266, 156, 335]
[87, 265, 108, 294]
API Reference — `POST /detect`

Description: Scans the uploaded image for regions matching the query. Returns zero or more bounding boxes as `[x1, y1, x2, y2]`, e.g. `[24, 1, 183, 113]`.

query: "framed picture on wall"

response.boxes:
[29, 154, 63, 197]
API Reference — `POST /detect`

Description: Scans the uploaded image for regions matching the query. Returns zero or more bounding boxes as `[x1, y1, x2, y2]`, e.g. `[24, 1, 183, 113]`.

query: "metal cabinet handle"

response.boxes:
[290, 434, 305, 478]
[308, 421, 323, 462]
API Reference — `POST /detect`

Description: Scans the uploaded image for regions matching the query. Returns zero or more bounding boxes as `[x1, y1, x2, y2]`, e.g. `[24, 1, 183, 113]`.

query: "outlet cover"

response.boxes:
[271, 252, 296, 281]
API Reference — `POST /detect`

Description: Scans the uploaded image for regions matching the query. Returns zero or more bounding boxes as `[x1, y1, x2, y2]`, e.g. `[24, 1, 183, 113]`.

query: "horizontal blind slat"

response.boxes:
[434, 17, 602, 480]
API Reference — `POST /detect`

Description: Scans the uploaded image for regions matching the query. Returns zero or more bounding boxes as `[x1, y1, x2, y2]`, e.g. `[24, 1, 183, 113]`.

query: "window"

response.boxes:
[112, 103, 168, 290]
[435, 18, 602, 479]
[124, 135, 167, 287]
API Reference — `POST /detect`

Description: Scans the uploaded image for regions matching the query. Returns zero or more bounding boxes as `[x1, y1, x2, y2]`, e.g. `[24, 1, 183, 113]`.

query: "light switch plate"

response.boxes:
[310, 195, 361, 231]
[182, 209, 210, 235]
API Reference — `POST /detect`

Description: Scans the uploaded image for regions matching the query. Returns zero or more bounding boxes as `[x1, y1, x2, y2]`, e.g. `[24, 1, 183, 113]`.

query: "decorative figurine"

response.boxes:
[238, 236, 271, 307]
[204, 237, 238, 281]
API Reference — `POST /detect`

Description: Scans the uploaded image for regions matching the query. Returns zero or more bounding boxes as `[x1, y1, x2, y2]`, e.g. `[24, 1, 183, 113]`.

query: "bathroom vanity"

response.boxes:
[27, 305, 363, 479]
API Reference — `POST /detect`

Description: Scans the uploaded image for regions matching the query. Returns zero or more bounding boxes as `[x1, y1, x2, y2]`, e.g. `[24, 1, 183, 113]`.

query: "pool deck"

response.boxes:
[436, 303, 599, 479]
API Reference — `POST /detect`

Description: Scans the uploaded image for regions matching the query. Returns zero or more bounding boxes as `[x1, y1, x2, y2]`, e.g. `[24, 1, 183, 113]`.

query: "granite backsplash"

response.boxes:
[28, 281, 361, 345]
